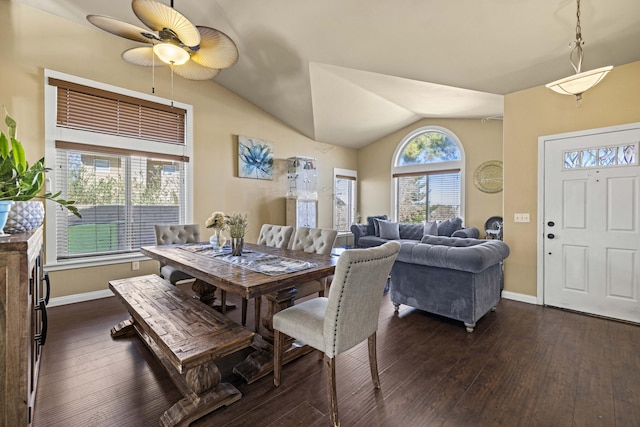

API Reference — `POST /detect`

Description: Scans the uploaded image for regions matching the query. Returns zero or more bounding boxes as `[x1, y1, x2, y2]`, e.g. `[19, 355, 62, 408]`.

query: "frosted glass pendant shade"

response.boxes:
[546, 66, 613, 97]
[153, 43, 189, 65]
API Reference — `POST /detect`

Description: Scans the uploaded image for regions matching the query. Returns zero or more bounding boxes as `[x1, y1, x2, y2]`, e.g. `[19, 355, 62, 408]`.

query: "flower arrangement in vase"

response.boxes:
[225, 212, 248, 256]
[205, 211, 227, 251]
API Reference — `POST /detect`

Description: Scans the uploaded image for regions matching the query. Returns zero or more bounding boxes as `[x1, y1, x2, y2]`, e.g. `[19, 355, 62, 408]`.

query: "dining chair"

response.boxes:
[273, 241, 401, 427]
[153, 224, 200, 285]
[288, 227, 338, 300]
[242, 224, 294, 332]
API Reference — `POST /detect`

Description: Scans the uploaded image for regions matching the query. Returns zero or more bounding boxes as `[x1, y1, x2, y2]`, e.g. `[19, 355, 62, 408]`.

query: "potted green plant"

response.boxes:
[0, 110, 80, 233]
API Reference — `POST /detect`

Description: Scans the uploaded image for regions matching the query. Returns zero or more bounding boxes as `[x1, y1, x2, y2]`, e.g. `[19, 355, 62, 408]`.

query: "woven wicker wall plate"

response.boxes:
[473, 160, 503, 193]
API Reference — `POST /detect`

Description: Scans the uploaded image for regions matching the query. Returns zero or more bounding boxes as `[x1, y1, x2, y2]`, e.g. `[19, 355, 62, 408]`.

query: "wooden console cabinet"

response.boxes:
[0, 227, 47, 426]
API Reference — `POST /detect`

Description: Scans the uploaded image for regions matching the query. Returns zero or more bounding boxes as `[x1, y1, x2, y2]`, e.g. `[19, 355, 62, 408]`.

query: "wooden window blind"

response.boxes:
[49, 77, 186, 145]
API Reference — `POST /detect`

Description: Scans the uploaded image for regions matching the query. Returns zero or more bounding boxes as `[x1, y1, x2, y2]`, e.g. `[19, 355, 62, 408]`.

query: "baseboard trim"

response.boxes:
[49, 288, 539, 308]
[501, 291, 538, 305]
[48, 289, 114, 307]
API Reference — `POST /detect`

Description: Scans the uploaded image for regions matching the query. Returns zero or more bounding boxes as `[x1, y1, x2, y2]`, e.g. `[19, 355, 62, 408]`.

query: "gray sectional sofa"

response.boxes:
[350, 215, 479, 248]
[390, 235, 509, 332]
[349, 215, 508, 332]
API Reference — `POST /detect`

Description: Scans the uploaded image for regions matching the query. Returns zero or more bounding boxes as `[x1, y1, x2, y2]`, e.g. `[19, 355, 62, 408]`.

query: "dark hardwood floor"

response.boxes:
[33, 286, 640, 427]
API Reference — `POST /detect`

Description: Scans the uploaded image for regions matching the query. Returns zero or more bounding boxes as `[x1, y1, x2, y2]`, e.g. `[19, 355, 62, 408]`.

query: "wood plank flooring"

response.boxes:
[33, 287, 640, 427]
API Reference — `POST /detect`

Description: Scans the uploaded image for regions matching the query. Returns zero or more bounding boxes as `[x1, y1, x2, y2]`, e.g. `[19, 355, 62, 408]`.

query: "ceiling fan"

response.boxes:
[87, 0, 238, 80]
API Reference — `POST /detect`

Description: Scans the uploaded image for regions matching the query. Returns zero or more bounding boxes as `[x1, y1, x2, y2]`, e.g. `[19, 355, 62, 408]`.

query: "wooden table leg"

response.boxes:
[191, 279, 236, 312]
[191, 279, 217, 306]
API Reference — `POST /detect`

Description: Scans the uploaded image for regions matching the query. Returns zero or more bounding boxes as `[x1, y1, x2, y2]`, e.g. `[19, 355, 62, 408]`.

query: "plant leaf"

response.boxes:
[4, 109, 17, 140]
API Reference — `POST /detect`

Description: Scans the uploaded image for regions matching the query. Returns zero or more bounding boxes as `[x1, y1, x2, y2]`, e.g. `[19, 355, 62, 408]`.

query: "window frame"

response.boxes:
[44, 69, 194, 271]
[333, 168, 357, 232]
[390, 126, 466, 222]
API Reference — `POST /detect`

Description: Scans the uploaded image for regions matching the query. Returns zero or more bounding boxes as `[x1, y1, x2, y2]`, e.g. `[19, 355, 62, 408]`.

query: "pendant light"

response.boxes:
[545, 0, 613, 105]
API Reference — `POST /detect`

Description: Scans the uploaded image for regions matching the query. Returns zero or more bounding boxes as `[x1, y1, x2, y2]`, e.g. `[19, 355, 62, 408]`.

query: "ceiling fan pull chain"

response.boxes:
[170, 62, 175, 107]
[152, 48, 156, 94]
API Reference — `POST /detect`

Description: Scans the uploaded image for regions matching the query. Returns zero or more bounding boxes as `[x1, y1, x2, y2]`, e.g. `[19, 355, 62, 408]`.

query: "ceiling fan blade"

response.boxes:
[190, 26, 239, 70]
[122, 47, 164, 66]
[132, 0, 200, 47]
[87, 14, 157, 44]
[173, 60, 220, 80]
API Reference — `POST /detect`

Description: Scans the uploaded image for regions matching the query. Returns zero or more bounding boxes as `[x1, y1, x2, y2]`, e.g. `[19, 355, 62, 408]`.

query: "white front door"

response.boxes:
[542, 124, 640, 323]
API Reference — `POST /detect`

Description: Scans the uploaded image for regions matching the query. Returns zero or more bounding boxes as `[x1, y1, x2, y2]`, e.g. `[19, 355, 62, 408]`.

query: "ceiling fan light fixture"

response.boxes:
[546, 0, 613, 104]
[153, 43, 190, 65]
[87, 0, 239, 84]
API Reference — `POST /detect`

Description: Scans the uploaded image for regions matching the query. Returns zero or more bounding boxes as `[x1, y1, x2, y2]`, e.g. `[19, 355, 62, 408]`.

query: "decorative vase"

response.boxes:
[230, 237, 244, 256]
[209, 229, 227, 252]
[0, 201, 15, 235]
[3, 201, 45, 234]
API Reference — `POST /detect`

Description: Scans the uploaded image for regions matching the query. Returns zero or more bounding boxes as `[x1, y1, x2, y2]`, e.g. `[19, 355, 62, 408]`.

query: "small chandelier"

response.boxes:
[546, 0, 613, 105]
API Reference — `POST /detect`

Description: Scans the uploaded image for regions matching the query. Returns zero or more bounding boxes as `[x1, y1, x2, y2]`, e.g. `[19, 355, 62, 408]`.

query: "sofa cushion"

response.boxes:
[437, 219, 452, 236]
[424, 221, 438, 236]
[378, 220, 400, 239]
[398, 223, 425, 240]
[402, 237, 510, 273]
[437, 217, 463, 236]
[367, 215, 388, 236]
[450, 217, 463, 233]
[451, 227, 480, 239]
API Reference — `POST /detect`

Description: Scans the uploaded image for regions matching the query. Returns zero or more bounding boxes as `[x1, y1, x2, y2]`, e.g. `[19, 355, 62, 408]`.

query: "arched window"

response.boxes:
[392, 126, 465, 223]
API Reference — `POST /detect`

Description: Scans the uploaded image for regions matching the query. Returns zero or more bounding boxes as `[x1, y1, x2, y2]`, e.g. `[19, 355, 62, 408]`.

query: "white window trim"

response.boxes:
[333, 168, 357, 231]
[44, 69, 194, 271]
[390, 125, 466, 222]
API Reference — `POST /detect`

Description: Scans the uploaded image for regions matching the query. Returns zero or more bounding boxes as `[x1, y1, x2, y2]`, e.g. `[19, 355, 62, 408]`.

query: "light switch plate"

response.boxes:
[514, 213, 530, 223]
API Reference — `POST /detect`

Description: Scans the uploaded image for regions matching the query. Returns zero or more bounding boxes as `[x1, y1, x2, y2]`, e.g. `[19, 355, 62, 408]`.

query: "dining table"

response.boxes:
[140, 242, 338, 383]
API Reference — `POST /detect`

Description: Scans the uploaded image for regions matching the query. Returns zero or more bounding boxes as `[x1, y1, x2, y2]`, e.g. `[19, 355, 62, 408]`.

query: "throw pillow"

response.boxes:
[378, 220, 400, 240]
[437, 219, 452, 236]
[450, 217, 463, 234]
[366, 215, 388, 236]
[424, 221, 438, 236]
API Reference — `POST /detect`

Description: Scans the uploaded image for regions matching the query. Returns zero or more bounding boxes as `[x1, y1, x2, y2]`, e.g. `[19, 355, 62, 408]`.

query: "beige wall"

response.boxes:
[0, 2, 357, 298]
[357, 118, 504, 232]
[4, 1, 638, 301]
[503, 60, 640, 296]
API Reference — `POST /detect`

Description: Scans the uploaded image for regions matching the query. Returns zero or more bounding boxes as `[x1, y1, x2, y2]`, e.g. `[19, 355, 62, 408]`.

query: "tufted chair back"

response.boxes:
[154, 224, 200, 245]
[289, 227, 338, 255]
[153, 224, 200, 285]
[257, 224, 294, 249]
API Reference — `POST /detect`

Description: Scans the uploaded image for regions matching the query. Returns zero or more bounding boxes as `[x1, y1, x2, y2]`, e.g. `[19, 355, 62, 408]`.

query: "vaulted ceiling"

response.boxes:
[13, 0, 640, 148]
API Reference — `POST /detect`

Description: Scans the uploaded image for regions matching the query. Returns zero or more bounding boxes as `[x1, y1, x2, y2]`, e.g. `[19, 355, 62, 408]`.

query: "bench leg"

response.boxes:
[160, 361, 241, 427]
[110, 318, 135, 338]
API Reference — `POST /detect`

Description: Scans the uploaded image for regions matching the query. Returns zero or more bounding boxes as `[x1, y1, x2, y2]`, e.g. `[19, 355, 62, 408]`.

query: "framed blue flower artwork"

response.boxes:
[238, 135, 274, 180]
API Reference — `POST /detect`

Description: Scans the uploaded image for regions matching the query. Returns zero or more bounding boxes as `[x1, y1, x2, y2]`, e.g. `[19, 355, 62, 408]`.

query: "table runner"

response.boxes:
[180, 244, 317, 276]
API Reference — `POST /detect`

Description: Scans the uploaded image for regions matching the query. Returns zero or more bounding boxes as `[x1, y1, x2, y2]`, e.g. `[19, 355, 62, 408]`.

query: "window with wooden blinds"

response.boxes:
[44, 70, 193, 268]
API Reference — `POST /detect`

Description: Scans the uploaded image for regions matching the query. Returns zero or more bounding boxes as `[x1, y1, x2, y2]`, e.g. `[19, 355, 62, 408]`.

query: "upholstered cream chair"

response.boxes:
[273, 241, 401, 427]
[154, 224, 200, 284]
[288, 227, 338, 300]
[244, 224, 295, 331]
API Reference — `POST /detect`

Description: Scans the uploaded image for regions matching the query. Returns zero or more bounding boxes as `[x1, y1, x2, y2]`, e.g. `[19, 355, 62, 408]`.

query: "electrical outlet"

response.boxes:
[132, 261, 140, 271]
[514, 213, 530, 223]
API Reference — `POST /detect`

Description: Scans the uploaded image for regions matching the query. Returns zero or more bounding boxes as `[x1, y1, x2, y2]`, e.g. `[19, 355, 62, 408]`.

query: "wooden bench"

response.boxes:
[109, 274, 254, 427]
